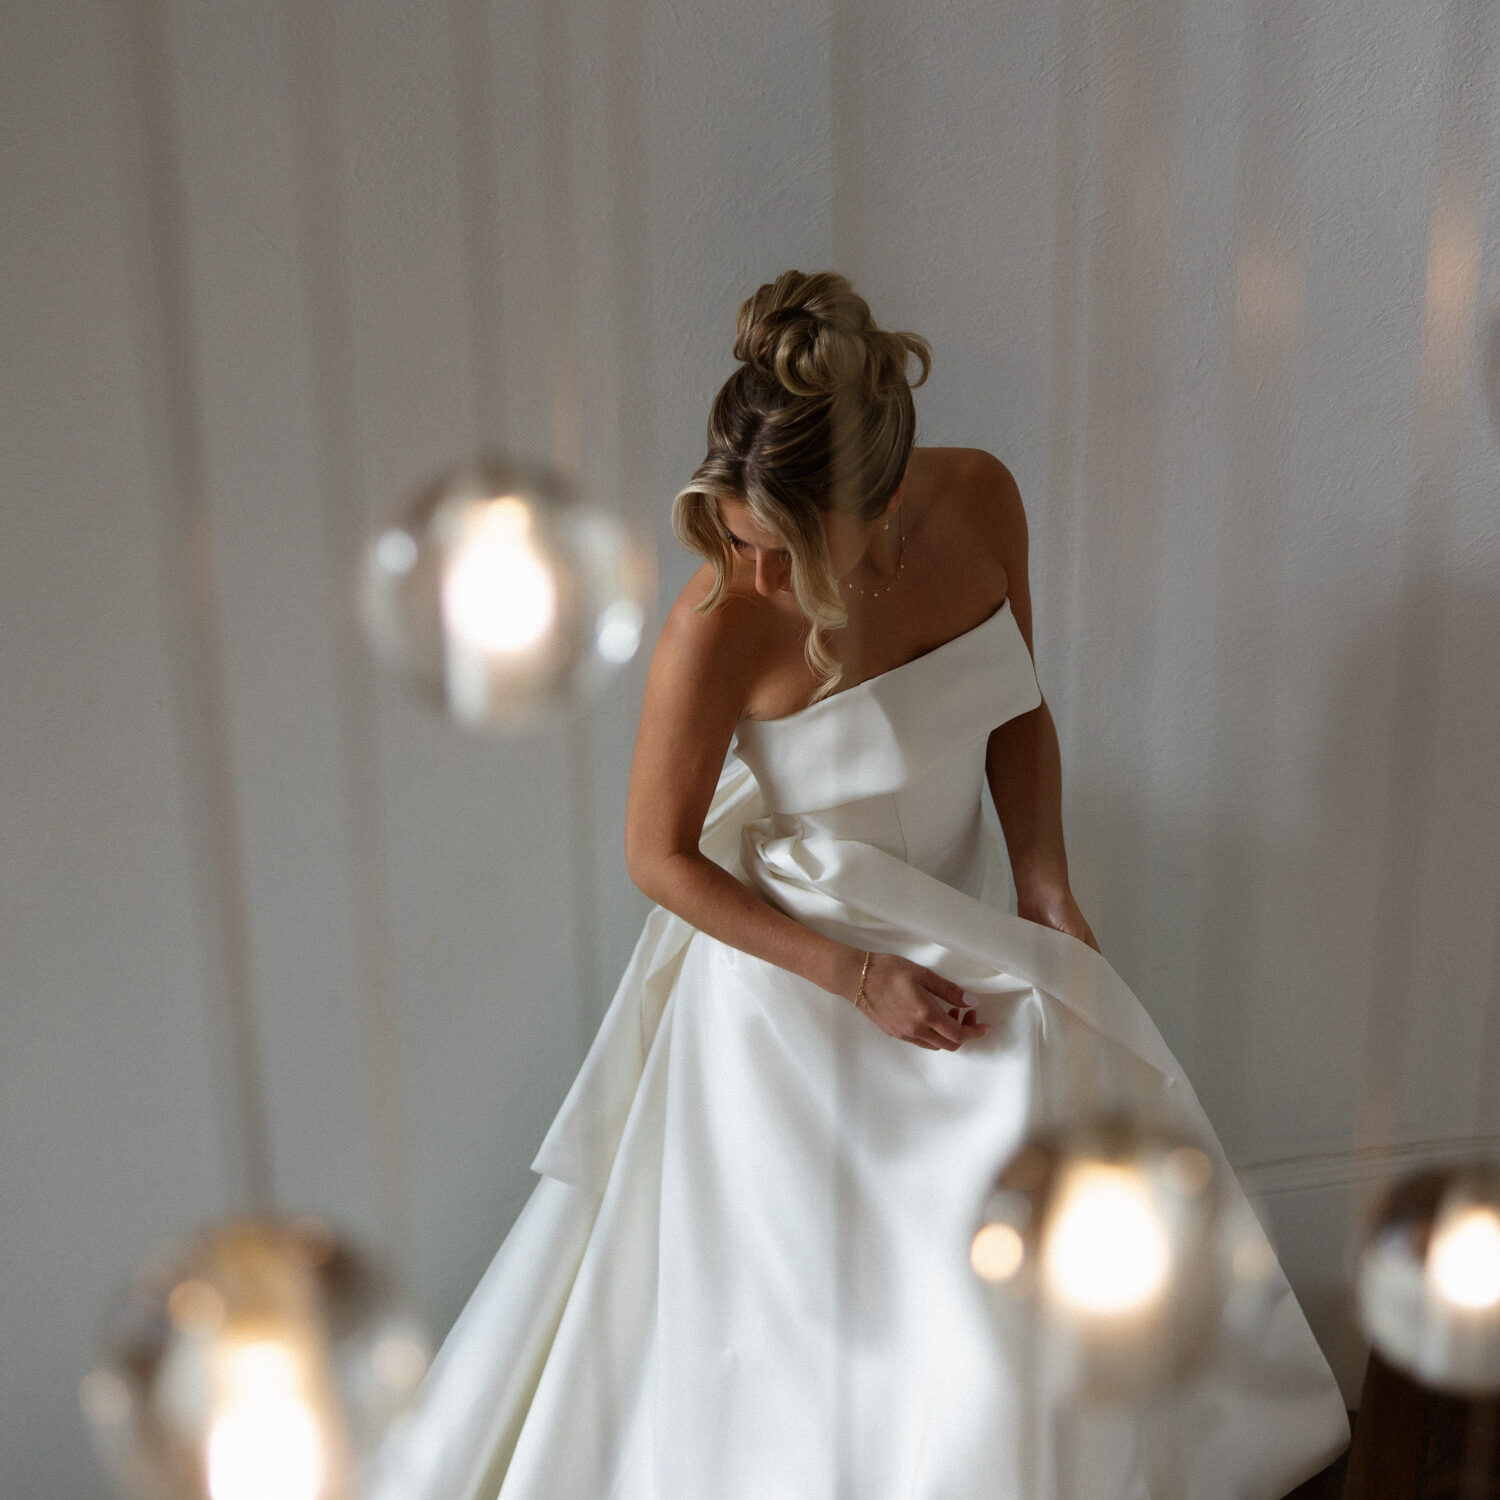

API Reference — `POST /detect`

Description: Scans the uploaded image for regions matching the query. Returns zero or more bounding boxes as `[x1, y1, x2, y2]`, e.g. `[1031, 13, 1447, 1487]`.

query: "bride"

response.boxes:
[373, 270, 1350, 1499]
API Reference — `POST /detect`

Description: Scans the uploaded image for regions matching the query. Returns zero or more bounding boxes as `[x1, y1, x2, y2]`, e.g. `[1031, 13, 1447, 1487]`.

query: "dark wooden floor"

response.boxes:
[1285, 1435, 1351, 1499]
[1282, 1352, 1500, 1499]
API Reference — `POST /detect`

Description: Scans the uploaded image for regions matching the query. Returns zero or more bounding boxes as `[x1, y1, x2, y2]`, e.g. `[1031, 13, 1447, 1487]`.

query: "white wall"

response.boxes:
[4, 0, 1499, 1491]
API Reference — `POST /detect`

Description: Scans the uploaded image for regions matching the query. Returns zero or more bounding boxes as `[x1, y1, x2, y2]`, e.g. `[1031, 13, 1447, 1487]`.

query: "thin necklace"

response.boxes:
[842, 508, 905, 600]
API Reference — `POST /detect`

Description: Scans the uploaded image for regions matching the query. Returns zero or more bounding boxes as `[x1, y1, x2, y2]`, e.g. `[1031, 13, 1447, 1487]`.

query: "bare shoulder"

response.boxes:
[627, 568, 781, 875]
[647, 565, 786, 711]
[907, 446, 1027, 566]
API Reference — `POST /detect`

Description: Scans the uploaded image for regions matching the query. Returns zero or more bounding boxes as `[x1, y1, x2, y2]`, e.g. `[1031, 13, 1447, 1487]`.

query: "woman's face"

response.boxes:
[716, 487, 902, 598]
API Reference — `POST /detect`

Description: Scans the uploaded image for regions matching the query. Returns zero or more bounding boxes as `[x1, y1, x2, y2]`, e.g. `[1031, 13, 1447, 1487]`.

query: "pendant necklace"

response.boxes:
[842, 508, 905, 601]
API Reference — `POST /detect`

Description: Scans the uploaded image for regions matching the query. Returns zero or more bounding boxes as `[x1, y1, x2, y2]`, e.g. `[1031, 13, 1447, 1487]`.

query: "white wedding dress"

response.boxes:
[371, 597, 1350, 1500]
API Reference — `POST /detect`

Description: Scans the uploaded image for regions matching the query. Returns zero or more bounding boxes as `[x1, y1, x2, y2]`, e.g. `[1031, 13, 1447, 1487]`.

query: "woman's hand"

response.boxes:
[1017, 884, 1100, 953]
[847, 951, 989, 1050]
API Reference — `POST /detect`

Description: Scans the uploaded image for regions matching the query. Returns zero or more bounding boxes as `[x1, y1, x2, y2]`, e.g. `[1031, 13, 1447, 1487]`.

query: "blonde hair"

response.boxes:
[672, 269, 931, 699]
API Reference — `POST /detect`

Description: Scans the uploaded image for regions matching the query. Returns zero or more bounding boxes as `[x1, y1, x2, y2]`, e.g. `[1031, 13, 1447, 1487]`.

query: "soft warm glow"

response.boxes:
[442, 498, 557, 655]
[971, 1222, 1025, 1283]
[207, 1340, 324, 1500]
[1429, 1206, 1500, 1312]
[168, 1277, 227, 1331]
[1042, 1163, 1172, 1315]
[222, 1339, 302, 1399]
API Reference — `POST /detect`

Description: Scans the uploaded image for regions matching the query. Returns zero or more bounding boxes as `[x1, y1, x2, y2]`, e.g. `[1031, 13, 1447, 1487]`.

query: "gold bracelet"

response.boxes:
[854, 950, 872, 1013]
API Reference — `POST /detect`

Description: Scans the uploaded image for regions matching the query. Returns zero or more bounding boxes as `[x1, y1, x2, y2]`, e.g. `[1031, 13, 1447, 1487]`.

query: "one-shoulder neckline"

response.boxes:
[738, 595, 1015, 732]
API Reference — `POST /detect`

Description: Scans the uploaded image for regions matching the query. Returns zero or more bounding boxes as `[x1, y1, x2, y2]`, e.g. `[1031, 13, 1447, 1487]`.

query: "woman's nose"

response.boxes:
[754, 553, 787, 595]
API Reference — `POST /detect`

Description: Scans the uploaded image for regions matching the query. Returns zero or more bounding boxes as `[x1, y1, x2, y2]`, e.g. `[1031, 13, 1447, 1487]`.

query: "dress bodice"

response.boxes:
[731, 597, 1041, 896]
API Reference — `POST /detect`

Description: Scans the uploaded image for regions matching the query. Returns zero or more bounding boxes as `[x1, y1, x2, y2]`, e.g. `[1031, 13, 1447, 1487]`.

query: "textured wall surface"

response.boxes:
[3, 0, 1499, 1491]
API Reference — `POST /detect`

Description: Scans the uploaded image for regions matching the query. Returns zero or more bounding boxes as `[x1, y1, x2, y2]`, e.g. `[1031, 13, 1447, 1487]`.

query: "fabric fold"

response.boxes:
[531, 755, 763, 1192]
[740, 815, 1189, 1097]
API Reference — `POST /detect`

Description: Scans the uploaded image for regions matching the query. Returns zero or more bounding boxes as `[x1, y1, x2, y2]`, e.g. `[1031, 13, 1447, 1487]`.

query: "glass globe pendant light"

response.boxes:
[80, 1217, 431, 1500]
[970, 1109, 1273, 1402]
[1355, 1161, 1500, 1397]
[359, 453, 654, 732]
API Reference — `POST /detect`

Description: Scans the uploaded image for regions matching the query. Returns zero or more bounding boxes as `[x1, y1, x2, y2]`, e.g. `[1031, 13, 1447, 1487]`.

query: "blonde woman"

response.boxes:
[375, 271, 1348, 1500]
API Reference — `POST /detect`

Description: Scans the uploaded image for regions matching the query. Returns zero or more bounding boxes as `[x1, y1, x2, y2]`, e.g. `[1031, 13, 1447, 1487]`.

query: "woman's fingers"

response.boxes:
[912, 1024, 959, 1051]
[859, 958, 986, 1049]
[920, 968, 967, 1007]
[902, 1007, 989, 1049]
[921, 977, 976, 1023]
[922, 1002, 971, 1047]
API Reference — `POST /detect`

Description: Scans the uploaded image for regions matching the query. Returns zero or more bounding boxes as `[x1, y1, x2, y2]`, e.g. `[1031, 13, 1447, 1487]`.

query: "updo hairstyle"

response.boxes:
[672, 269, 931, 698]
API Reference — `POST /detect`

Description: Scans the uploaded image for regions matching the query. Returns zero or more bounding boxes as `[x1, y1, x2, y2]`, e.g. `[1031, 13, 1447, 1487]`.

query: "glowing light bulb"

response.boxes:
[1428, 1206, 1500, 1311]
[360, 454, 655, 732]
[973, 1111, 1238, 1401]
[207, 1342, 323, 1500]
[1042, 1163, 1172, 1315]
[1356, 1163, 1500, 1396]
[442, 499, 558, 656]
[82, 1217, 431, 1500]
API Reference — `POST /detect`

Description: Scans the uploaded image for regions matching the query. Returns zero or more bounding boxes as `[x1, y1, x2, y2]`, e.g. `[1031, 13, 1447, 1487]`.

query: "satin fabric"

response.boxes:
[371, 598, 1350, 1500]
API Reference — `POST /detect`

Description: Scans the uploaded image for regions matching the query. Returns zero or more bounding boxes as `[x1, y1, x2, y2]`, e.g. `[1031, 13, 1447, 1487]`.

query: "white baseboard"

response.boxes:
[1240, 1132, 1500, 1199]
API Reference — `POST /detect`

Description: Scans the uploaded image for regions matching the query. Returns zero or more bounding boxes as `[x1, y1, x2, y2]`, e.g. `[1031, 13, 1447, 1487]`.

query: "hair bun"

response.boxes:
[732, 269, 930, 399]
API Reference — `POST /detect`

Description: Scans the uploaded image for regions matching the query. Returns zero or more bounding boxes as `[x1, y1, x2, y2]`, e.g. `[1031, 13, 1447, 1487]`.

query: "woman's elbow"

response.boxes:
[628, 837, 708, 912]
[625, 839, 675, 906]
[624, 837, 652, 895]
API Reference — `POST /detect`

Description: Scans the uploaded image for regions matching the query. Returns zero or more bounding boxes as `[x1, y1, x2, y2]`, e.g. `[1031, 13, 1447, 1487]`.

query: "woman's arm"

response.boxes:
[970, 454, 1100, 952]
[624, 589, 979, 1050]
[985, 696, 1069, 897]
[986, 699, 1096, 949]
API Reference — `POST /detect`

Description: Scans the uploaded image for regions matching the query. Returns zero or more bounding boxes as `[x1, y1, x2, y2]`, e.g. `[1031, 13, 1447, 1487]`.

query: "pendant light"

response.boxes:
[971, 1109, 1277, 1402]
[360, 454, 653, 731]
[1355, 1162, 1500, 1397]
[81, 1219, 431, 1500]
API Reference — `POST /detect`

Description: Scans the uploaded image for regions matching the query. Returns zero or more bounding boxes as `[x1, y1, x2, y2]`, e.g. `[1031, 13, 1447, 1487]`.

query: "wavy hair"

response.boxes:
[672, 269, 931, 699]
